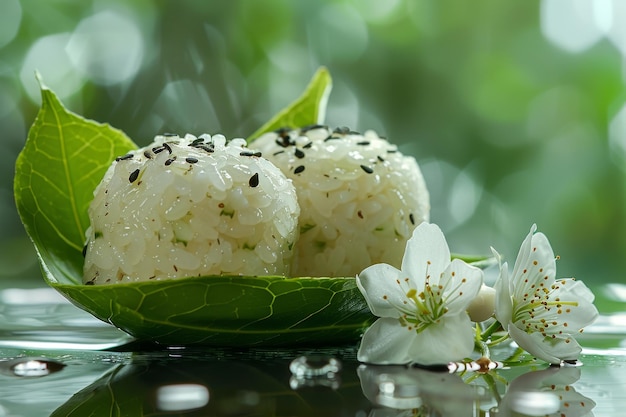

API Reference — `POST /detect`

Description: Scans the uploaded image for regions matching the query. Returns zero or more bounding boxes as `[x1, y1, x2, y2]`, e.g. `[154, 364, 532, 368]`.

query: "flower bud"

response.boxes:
[467, 284, 496, 322]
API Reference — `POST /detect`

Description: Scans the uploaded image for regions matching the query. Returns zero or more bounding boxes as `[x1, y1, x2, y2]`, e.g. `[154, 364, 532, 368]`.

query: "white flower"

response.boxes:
[356, 223, 484, 365]
[494, 224, 599, 364]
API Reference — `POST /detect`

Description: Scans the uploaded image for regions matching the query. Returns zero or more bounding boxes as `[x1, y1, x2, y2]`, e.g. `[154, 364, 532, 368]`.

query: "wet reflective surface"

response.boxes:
[1, 286, 626, 416]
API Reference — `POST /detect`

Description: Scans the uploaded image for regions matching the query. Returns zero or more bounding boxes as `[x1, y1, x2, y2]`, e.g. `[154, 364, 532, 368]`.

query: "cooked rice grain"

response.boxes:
[83, 134, 299, 284]
[251, 126, 430, 277]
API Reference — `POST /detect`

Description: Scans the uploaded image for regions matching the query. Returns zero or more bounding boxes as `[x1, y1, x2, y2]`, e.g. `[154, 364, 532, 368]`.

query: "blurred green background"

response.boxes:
[1, 0, 624, 290]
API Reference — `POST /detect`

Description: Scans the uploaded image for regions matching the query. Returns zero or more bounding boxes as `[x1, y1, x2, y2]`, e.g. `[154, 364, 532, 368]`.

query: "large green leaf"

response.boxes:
[247, 66, 332, 142]
[56, 275, 372, 346]
[14, 80, 137, 285]
[14, 73, 373, 346]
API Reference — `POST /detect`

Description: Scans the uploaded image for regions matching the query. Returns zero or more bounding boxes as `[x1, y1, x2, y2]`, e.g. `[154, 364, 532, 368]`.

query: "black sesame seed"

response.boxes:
[129, 169, 140, 183]
[300, 124, 326, 133]
[360, 165, 374, 174]
[116, 153, 134, 161]
[387, 149, 398, 153]
[294, 148, 305, 159]
[199, 144, 214, 153]
[186, 157, 198, 164]
[249, 173, 260, 187]
[294, 165, 305, 174]
[143, 150, 153, 159]
[324, 135, 340, 142]
[191, 138, 204, 145]
[377, 155, 385, 162]
[275, 138, 289, 148]
[334, 126, 350, 135]
[357, 141, 371, 146]
[240, 150, 255, 157]
[273, 150, 285, 156]
[303, 141, 313, 149]
[152, 146, 166, 154]
[409, 213, 415, 225]
[163, 142, 172, 154]
[85, 281, 94, 285]
[165, 158, 175, 166]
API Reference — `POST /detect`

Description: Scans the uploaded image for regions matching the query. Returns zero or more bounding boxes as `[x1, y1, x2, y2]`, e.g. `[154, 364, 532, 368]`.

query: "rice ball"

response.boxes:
[250, 126, 430, 277]
[83, 133, 300, 284]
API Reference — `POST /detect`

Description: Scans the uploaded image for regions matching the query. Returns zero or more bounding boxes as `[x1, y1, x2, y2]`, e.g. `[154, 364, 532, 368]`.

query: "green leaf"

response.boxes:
[247, 66, 332, 142]
[54, 275, 373, 346]
[14, 80, 137, 285]
[14, 79, 373, 346]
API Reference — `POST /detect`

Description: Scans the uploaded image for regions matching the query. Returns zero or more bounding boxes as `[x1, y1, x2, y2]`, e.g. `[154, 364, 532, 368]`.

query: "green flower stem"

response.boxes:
[481, 320, 503, 342]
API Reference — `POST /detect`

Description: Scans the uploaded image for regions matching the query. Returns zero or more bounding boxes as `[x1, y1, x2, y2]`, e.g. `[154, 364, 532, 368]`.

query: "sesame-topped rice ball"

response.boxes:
[83, 133, 300, 284]
[250, 126, 430, 277]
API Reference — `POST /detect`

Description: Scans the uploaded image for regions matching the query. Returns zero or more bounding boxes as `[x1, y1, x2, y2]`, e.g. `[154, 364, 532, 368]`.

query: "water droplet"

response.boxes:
[289, 355, 341, 378]
[289, 355, 342, 390]
[2, 357, 65, 377]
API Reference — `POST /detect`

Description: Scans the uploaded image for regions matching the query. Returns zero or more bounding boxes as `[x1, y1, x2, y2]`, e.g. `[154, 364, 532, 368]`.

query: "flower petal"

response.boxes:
[401, 223, 450, 288]
[549, 279, 599, 330]
[510, 225, 557, 302]
[493, 251, 513, 326]
[508, 323, 582, 364]
[357, 318, 413, 364]
[357, 263, 405, 318]
[439, 259, 483, 314]
[407, 313, 475, 365]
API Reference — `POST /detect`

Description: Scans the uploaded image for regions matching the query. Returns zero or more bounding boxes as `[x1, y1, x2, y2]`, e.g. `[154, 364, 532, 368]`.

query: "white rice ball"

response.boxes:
[83, 133, 300, 284]
[250, 126, 430, 277]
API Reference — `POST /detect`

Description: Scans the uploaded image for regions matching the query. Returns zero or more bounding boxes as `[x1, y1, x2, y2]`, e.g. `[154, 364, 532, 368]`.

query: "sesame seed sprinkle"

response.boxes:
[185, 157, 198, 164]
[116, 153, 134, 161]
[129, 169, 140, 183]
[360, 165, 374, 174]
[249, 172, 260, 187]
[294, 148, 305, 159]
[294, 165, 305, 174]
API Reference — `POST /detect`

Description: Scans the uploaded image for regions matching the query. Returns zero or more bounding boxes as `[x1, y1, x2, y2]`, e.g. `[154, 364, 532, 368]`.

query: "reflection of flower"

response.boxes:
[356, 223, 483, 365]
[494, 225, 599, 364]
[497, 366, 595, 417]
[357, 364, 480, 417]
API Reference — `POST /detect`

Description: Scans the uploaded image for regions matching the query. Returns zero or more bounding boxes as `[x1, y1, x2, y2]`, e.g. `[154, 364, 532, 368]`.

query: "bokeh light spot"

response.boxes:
[20, 33, 85, 103]
[0, 0, 22, 48]
[608, 101, 626, 169]
[66, 10, 144, 86]
[540, 0, 605, 53]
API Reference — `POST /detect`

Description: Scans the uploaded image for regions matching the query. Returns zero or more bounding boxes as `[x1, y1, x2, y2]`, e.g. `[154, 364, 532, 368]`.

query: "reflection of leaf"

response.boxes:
[247, 67, 332, 142]
[14, 80, 136, 285]
[55, 275, 373, 346]
[52, 351, 369, 416]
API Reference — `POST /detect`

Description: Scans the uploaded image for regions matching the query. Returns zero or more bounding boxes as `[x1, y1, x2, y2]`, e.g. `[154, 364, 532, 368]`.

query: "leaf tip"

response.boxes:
[35, 71, 49, 92]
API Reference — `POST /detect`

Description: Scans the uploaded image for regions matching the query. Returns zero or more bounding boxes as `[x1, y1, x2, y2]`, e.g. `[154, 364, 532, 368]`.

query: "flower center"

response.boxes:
[387, 263, 468, 334]
[512, 279, 579, 338]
